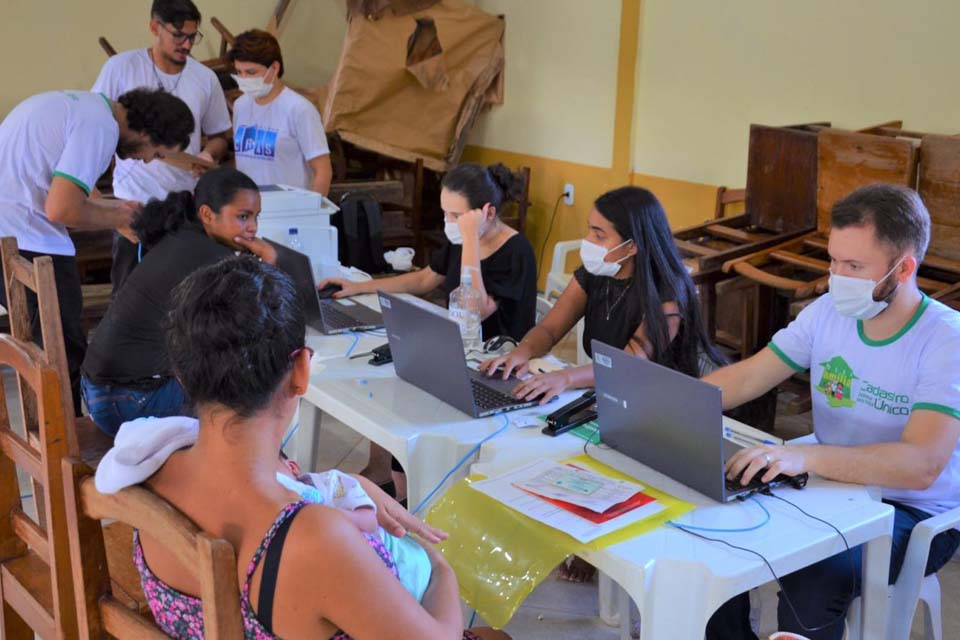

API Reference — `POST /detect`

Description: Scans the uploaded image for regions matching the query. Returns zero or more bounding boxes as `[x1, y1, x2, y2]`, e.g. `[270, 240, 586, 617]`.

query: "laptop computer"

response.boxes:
[591, 340, 806, 502]
[378, 292, 539, 418]
[269, 240, 383, 334]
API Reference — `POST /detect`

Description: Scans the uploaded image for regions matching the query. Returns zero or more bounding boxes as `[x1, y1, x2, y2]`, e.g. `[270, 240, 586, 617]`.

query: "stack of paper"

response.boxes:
[472, 459, 665, 543]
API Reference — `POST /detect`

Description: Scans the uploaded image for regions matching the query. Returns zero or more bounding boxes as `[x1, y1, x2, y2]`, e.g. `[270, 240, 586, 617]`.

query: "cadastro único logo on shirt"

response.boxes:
[817, 355, 910, 415]
[234, 125, 277, 161]
[817, 356, 857, 408]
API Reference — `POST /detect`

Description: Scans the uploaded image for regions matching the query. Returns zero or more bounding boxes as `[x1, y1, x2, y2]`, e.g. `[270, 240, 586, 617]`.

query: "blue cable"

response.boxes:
[667, 496, 771, 533]
[344, 331, 361, 358]
[280, 420, 299, 451]
[137, 242, 143, 263]
[412, 414, 511, 516]
[468, 610, 477, 628]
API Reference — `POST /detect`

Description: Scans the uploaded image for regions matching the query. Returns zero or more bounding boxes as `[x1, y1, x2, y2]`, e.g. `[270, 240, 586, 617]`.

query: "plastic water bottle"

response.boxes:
[449, 268, 483, 352]
[287, 227, 302, 252]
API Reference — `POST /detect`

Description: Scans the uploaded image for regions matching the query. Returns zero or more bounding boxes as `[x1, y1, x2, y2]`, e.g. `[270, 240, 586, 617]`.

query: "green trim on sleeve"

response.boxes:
[98, 92, 112, 111]
[767, 342, 806, 372]
[913, 402, 960, 421]
[857, 295, 930, 347]
[51, 171, 91, 196]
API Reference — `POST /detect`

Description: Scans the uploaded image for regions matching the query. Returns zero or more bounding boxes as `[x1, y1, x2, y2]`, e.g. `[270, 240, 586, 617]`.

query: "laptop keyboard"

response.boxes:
[321, 302, 362, 331]
[470, 379, 521, 411]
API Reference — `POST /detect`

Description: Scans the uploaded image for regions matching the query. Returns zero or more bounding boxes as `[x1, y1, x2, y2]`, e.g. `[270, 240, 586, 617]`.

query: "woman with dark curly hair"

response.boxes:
[97, 256, 509, 640]
[81, 167, 277, 436]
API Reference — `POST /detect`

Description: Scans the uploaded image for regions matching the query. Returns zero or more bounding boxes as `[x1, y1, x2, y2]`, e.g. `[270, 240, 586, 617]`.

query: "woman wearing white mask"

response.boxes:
[228, 30, 333, 195]
[482, 186, 727, 406]
[321, 162, 538, 342]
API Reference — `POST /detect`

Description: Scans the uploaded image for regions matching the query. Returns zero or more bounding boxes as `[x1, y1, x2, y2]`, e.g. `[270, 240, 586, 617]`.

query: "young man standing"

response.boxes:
[0, 88, 193, 413]
[704, 184, 960, 640]
[93, 0, 232, 285]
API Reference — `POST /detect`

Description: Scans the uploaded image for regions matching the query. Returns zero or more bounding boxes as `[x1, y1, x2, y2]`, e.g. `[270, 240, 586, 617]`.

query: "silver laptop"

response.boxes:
[591, 340, 798, 502]
[269, 240, 383, 334]
[378, 292, 538, 418]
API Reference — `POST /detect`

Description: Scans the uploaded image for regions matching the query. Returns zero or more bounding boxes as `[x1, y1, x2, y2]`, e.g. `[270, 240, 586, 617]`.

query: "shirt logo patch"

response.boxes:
[817, 356, 857, 408]
[234, 125, 277, 160]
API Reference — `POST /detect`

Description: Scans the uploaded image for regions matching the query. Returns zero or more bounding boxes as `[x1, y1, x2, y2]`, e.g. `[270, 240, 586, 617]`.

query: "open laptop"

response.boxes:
[379, 292, 538, 418]
[591, 340, 806, 502]
[269, 240, 383, 334]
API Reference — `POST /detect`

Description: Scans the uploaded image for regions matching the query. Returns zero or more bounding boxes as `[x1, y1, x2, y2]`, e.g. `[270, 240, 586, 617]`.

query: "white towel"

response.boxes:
[94, 416, 199, 494]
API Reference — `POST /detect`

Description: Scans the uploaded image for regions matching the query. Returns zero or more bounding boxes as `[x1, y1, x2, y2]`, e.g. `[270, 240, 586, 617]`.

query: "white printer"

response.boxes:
[257, 184, 340, 283]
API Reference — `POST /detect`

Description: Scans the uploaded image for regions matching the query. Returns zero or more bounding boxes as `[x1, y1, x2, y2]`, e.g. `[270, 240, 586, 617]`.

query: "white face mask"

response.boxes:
[444, 221, 463, 245]
[232, 74, 273, 99]
[828, 258, 904, 320]
[580, 239, 631, 277]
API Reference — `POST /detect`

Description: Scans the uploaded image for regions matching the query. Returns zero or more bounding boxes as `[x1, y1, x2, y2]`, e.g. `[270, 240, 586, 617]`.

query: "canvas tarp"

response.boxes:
[323, 0, 505, 172]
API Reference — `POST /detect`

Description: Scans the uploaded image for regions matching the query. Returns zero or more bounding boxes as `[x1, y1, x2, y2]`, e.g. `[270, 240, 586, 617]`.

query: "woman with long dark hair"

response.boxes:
[482, 185, 726, 401]
[80, 167, 276, 436]
[103, 256, 507, 640]
[482, 185, 726, 582]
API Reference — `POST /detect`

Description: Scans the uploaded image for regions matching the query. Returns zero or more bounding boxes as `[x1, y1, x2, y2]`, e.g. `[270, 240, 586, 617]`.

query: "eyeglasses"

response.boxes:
[289, 346, 315, 361]
[160, 22, 204, 45]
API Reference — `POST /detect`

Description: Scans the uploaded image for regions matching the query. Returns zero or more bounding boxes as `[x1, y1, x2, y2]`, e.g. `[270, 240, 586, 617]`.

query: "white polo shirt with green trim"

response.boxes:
[0, 91, 118, 256]
[769, 292, 960, 515]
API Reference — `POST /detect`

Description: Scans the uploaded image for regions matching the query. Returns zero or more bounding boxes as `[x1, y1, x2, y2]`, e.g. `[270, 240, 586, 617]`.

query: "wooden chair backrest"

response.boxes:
[713, 186, 746, 220]
[499, 165, 532, 234]
[62, 459, 244, 640]
[745, 123, 824, 234]
[918, 134, 960, 262]
[816, 129, 919, 233]
[1, 236, 78, 454]
[0, 334, 76, 639]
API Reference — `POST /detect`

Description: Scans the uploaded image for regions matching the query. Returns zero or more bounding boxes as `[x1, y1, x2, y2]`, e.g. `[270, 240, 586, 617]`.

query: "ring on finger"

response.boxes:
[764, 453, 772, 465]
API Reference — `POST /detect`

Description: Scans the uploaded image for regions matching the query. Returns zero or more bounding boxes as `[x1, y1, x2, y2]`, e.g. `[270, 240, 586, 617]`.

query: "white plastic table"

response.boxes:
[474, 431, 895, 640]
[295, 295, 578, 509]
[296, 296, 894, 640]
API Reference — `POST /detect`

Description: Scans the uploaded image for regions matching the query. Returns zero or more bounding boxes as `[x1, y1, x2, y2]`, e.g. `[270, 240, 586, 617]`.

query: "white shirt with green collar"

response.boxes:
[770, 292, 960, 515]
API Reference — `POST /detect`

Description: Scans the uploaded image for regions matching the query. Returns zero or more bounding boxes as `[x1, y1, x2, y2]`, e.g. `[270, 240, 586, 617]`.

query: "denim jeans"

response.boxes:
[705, 500, 960, 640]
[80, 376, 189, 436]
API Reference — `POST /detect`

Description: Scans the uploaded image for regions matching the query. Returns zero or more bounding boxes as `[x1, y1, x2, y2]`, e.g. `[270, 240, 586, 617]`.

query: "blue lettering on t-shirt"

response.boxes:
[234, 125, 277, 161]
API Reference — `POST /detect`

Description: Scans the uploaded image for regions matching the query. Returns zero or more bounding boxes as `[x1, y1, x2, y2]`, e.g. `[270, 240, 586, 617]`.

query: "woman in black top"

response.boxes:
[81, 168, 277, 436]
[482, 186, 726, 402]
[319, 162, 538, 342]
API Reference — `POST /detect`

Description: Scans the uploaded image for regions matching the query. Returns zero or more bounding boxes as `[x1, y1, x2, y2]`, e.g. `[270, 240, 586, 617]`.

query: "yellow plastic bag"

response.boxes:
[425, 455, 694, 628]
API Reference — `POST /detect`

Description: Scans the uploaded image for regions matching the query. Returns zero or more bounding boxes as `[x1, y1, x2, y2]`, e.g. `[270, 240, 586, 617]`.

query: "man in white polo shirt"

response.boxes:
[93, 0, 231, 285]
[0, 87, 193, 414]
[703, 184, 960, 640]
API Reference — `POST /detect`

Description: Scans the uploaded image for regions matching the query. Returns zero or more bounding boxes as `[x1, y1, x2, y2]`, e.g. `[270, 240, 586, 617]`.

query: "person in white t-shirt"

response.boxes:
[92, 0, 232, 290]
[92, 0, 232, 201]
[703, 184, 960, 640]
[227, 29, 332, 195]
[0, 88, 193, 414]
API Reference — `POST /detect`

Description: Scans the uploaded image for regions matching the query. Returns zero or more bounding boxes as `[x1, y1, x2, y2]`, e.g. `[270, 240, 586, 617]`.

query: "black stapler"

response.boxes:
[542, 390, 597, 437]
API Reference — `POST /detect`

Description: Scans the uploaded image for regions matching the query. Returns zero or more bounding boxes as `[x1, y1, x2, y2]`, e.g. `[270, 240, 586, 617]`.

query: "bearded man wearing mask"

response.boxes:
[228, 29, 333, 196]
[92, 0, 232, 288]
[704, 183, 960, 640]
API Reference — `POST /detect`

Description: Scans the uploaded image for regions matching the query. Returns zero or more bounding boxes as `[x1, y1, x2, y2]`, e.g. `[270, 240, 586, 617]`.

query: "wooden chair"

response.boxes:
[0, 333, 77, 639]
[1, 236, 114, 467]
[722, 127, 960, 308]
[713, 186, 746, 220]
[675, 123, 826, 344]
[62, 459, 244, 639]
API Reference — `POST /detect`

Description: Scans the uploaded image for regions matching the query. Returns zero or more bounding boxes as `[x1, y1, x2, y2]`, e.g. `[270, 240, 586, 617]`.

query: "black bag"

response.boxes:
[333, 194, 393, 275]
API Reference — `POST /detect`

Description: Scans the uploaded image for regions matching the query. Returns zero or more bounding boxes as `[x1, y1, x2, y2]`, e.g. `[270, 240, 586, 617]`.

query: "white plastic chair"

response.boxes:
[537, 239, 589, 365]
[788, 434, 956, 640]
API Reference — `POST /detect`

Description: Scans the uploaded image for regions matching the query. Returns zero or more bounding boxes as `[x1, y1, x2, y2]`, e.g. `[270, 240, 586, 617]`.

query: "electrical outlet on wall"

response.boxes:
[563, 183, 575, 206]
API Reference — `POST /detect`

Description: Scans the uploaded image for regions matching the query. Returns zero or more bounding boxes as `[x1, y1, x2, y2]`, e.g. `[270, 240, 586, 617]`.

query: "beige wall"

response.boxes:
[632, 0, 960, 188]
[468, 0, 622, 169]
[1, 0, 345, 116]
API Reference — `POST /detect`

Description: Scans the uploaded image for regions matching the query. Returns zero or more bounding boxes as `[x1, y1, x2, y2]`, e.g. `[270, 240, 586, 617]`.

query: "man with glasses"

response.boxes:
[92, 0, 231, 286]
